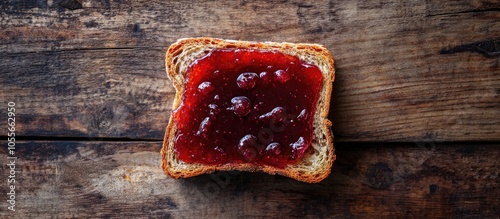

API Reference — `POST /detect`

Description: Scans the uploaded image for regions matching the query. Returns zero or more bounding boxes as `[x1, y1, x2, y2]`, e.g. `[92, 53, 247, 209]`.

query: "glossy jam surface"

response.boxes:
[173, 49, 323, 168]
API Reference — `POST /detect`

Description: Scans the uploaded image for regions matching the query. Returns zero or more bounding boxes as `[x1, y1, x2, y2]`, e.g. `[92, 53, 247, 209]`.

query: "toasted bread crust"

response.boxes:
[162, 37, 335, 183]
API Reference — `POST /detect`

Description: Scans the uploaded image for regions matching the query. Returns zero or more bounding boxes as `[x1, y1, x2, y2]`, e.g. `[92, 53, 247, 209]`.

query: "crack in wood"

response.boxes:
[427, 7, 500, 17]
[2, 46, 166, 55]
[0, 135, 163, 142]
[440, 39, 500, 58]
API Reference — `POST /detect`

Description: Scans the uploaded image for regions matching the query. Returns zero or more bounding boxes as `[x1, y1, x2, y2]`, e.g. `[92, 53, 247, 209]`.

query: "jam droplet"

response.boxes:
[228, 96, 252, 116]
[198, 81, 215, 95]
[259, 71, 272, 85]
[265, 142, 282, 156]
[259, 106, 286, 123]
[208, 104, 220, 117]
[237, 72, 259, 90]
[238, 134, 258, 161]
[196, 117, 212, 138]
[274, 69, 290, 83]
[297, 109, 307, 121]
[290, 137, 307, 159]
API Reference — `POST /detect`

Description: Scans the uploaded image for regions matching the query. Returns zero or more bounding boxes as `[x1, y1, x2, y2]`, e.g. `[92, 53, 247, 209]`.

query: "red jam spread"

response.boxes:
[173, 48, 323, 168]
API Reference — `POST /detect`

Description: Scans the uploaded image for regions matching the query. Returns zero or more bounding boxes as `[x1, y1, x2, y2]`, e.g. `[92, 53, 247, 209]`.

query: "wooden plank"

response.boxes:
[0, 141, 498, 218]
[1, 0, 498, 53]
[1, 0, 499, 141]
[0, 48, 173, 139]
[425, 0, 500, 16]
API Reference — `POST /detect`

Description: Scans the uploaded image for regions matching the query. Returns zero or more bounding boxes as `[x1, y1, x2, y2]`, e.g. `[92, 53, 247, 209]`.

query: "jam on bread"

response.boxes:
[173, 48, 323, 168]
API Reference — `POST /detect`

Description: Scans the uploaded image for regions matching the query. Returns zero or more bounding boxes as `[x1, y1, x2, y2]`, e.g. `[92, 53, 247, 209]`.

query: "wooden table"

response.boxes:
[1, 0, 499, 218]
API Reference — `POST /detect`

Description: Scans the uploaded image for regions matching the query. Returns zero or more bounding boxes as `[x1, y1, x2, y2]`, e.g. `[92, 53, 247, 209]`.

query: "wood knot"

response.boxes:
[440, 39, 500, 58]
[87, 105, 130, 136]
[130, 23, 146, 38]
[429, 184, 438, 194]
[365, 162, 394, 190]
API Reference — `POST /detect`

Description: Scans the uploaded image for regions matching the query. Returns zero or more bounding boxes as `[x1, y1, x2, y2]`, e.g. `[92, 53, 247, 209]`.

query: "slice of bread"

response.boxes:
[161, 37, 335, 183]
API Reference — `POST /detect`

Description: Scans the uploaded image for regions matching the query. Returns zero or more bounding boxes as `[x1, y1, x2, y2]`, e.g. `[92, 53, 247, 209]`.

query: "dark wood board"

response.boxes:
[1, 0, 499, 141]
[0, 141, 498, 218]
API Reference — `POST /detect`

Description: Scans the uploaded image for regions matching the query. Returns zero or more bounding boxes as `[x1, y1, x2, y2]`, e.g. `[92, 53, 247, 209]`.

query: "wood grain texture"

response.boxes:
[1, 48, 172, 139]
[1, 1, 499, 218]
[0, 141, 498, 218]
[1, 0, 499, 141]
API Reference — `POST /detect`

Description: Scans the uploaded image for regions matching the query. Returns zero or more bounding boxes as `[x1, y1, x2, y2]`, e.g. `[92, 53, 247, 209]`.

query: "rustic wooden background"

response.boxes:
[1, 0, 499, 218]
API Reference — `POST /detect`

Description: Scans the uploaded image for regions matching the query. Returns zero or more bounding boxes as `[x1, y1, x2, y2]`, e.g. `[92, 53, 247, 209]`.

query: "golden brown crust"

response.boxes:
[161, 37, 335, 183]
